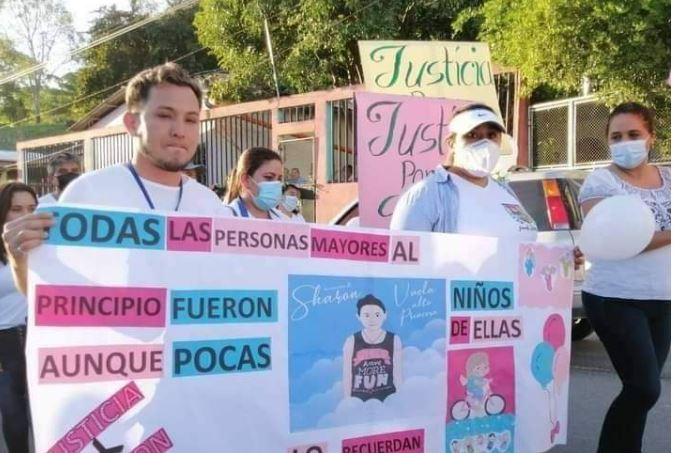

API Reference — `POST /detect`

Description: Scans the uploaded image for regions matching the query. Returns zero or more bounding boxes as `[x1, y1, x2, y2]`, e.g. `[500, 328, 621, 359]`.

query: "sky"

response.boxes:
[64, 0, 131, 33]
[1, 0, 168, 77]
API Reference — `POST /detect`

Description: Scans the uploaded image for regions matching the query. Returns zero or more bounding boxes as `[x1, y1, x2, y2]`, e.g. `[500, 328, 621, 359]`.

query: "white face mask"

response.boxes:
[453, 138, 501, 177]
[282, 195, 299, 212]
[610, 139, 648, 169]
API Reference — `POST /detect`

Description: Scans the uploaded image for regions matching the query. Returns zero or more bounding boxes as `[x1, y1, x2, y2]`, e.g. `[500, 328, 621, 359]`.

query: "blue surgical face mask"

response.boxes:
[282, 195, 299, 212]
[610, 139, 648, 169]
[251, 180, 282, 211]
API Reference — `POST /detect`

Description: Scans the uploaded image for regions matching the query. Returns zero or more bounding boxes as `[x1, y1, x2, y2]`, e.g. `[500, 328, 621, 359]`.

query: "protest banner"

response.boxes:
[355, 92, 467, 228]
[358, 40, 501, 114]
[28, 205, 572, 453]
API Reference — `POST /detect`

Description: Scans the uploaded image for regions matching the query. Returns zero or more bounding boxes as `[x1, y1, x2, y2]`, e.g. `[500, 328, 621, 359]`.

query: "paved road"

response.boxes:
[550, 333, 671, 453]
[2, 334, 669, 453]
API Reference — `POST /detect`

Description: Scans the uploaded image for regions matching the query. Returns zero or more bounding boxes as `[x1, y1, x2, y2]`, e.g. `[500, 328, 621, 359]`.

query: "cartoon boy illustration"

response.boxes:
[486, 433, 497, 451]
[343, 294, 402, 401]
[459, 351, 493, 418]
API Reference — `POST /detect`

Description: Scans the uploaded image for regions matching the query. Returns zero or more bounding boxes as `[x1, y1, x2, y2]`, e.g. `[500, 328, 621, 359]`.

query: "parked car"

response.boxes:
[330, 168, 594, 341]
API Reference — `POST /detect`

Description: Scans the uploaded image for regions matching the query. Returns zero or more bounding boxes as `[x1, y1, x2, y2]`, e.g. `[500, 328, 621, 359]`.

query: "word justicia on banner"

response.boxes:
[27, 206, 572, 452]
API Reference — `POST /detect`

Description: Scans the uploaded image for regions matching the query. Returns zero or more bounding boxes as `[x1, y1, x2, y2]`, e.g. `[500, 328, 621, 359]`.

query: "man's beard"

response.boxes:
[140, 145, 194, 172]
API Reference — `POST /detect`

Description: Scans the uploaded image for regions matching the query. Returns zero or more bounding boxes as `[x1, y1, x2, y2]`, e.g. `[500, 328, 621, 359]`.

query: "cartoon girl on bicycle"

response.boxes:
[451, 351, 505, 420]
[460, 352, 493, 416]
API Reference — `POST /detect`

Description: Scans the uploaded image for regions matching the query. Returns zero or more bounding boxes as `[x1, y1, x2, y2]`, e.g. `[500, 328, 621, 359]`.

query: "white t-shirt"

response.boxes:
[579, 166, 671, 300]
[286, 212, 306, 223]
[0, 263, 26, 329]
[225, 197, 290, 221]
[60, 164, 232, 217]
[452, 176, 538, 241]
[38, 192, 58, 205]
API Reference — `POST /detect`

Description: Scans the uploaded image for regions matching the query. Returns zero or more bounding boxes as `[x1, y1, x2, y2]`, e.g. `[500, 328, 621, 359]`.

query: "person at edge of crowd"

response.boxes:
[182, 161, 204, 180]
[578, 102, 670, 453]
[37, 151, 81, 205]
[2, 62, 230, 296]
[0, 183, 37, 453]
[286, 167, 308, 185]
[389, 103, 583, 255]
[224, 147, 289, 220]
[278, 183, 306, 222]
[344, 164, 354, 182]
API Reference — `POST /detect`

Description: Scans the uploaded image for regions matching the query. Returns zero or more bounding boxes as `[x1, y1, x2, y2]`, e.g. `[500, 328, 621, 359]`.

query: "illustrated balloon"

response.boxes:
[531, 341, 555, 389]
[553, 346, 571, 393]
[578, 195, 655, 261]
[543, 314, 565, 351]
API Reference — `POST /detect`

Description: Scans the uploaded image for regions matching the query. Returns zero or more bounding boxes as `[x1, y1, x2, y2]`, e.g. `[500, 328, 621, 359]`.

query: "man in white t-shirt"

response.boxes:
[2, 62, 230, 294]
[37, 151, 81, 205]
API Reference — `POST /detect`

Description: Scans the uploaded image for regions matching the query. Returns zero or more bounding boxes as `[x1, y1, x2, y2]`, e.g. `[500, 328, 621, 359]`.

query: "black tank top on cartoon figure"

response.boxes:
[350, 331, 396, 402]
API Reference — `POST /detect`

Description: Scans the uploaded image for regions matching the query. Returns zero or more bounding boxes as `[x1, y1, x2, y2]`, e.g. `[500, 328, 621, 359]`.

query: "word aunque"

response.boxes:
[39, 345, 163, 383]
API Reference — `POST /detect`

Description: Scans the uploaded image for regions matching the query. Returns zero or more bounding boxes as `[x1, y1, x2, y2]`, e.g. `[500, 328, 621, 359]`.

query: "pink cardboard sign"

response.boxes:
[356, 92, 466, 228]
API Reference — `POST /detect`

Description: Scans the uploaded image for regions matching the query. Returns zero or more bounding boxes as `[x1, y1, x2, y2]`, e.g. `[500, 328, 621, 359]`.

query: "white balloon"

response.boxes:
[579, 195, 655, 261]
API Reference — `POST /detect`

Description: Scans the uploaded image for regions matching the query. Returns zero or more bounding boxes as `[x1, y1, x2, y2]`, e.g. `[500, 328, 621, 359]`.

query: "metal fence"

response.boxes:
[327, 98, 355, 183]
[494, 71, 517, 137]
[92, 133, 134, 170]
[198, 110, 272, 187]
[530, 95, 670, 169]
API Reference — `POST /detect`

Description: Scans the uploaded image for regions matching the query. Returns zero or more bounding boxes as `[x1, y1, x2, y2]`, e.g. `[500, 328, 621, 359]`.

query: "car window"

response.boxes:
[510, 178, 585, 232]
[509, 180, 552, 231]
[559, 178, 584, 229]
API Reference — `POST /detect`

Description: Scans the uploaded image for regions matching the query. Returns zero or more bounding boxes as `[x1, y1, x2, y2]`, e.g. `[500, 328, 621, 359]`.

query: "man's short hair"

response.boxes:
[357, 294, 386, 314]
[125, 62, 202, 112]
[47, 152, 80, 176]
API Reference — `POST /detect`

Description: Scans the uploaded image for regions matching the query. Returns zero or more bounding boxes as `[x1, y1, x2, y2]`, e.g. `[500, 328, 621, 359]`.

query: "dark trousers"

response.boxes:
[0, 326, 29, 453]
[582, 292, 671, 453]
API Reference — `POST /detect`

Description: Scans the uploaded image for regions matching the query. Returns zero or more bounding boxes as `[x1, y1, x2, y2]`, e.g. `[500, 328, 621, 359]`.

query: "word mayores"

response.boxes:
[41, 207, 421, 264]
[449, 280, 522, 345]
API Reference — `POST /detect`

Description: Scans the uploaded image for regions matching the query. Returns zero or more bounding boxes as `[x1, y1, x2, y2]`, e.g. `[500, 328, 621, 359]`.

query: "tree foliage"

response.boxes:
[72, 1, 218, 118]
[195, 0, 479, 102]
[457, 0, 670, 108]
[0, 37, 31, 122]
[2, 0, 75, 123]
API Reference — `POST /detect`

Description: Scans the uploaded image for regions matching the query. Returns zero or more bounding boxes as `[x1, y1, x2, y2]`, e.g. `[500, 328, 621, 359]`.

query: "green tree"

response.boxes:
[2, 0, 75, 123]
[195, 0, 481, 102]
[457, 0, 670, 106]
[0, 37, 31, 122]
[72, 1, 218, 118]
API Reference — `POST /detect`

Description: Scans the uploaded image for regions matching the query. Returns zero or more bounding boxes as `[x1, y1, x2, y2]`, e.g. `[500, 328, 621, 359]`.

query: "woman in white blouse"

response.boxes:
[578, 102, 670, 453]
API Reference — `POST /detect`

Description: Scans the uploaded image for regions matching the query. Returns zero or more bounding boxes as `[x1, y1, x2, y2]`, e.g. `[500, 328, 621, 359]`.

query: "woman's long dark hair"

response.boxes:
[0, 183, 37, 265]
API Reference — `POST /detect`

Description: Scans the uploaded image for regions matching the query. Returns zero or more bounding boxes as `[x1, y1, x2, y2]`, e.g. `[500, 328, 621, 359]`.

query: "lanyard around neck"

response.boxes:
[125, 162, 183, 211]
[237, 197, 278, 219]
